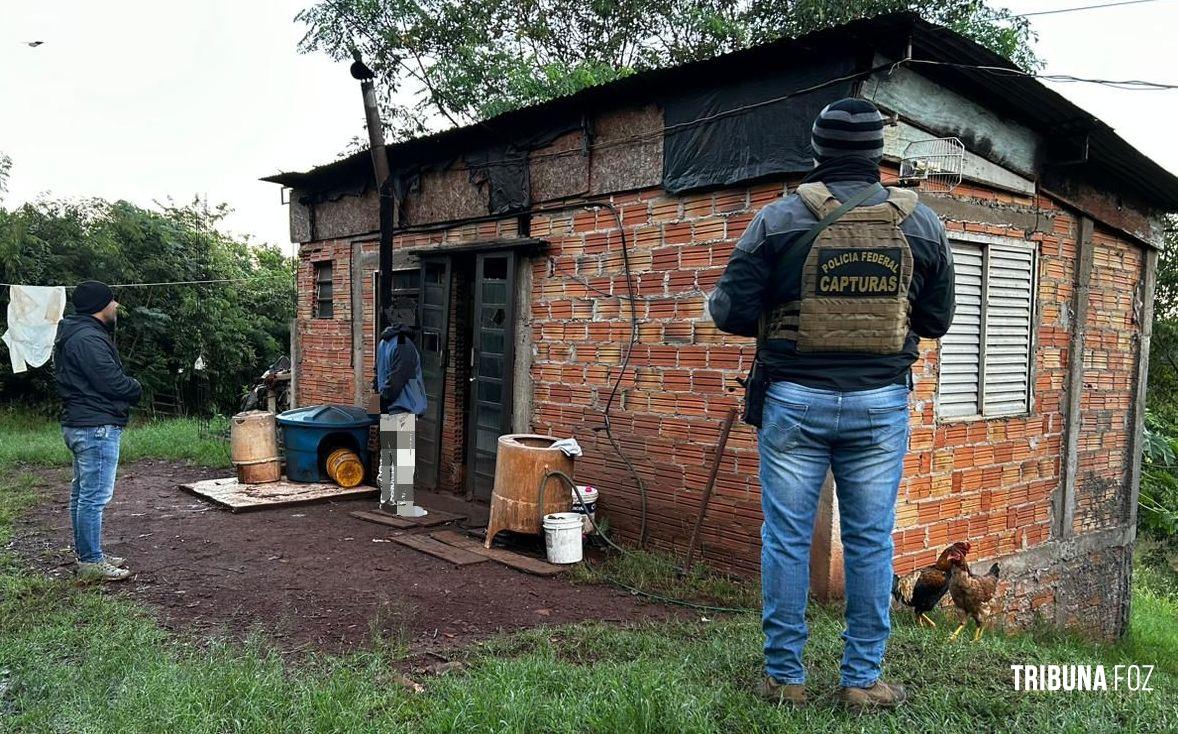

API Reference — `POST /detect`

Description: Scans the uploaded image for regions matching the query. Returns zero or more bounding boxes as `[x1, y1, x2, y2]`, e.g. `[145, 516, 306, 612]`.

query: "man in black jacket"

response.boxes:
[710, 99, 955, 711]
[53, 280, 142, 582]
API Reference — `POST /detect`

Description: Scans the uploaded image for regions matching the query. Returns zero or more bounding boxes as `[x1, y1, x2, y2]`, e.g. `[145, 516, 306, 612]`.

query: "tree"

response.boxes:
[1149, 218, 1178, 418]
[0, 197, 296, 415]
[297, 0, 1039, 139]
[0, 153, 11, 202]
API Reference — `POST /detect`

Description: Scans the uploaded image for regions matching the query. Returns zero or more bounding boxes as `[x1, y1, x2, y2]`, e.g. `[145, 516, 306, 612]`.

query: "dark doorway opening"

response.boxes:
[412, 250, 518, 500]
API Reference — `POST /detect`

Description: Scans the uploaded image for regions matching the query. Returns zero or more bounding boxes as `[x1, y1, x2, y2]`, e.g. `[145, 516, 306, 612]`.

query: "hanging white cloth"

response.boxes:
[1, 285, 67, 373]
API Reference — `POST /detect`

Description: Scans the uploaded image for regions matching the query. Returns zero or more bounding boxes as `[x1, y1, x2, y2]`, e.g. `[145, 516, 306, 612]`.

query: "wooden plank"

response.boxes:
[390, 534, 489, 566]
[351, 507, 466, 529]
[350, 510, 415, 530]
[408, 508, 466, 527]
[1125, 247, 1158, 535]
[1058, 216, 1094, 538]
[431, 530, 567, 576]
[180, 477, 377, 512]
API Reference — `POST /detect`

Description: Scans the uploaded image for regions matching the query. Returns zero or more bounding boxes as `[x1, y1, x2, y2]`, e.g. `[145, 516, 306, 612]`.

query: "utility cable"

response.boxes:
[551, 258, 709, 302]
[900, 58, 1178, 90]
[350, 55, 1178, 188]
[1016, 0, 1169, 17]
[582, 203, 650, 549]
[0, 273, 295, 290]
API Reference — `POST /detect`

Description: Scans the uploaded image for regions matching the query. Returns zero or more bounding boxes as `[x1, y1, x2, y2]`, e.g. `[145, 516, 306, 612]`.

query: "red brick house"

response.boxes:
[264, 14, 1178, 638]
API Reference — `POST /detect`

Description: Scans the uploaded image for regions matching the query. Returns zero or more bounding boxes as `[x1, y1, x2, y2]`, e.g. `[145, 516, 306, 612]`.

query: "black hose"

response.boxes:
[585, 202, 649, 549]
[538, 470, 756, 615]
[538, 470, 627, 555]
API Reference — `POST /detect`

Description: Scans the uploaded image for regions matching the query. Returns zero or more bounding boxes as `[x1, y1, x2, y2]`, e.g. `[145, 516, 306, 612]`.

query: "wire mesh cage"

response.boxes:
[899, 137, 965, 193]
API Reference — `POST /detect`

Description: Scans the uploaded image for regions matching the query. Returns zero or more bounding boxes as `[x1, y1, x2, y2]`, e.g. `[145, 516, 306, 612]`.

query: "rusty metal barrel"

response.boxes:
[485, 434, 574, 547]
[325, 447, 365, 488]
[230, 411, 281, 484]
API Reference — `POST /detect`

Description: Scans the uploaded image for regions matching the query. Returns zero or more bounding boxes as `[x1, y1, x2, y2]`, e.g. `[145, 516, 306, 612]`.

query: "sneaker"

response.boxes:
[104, 555, 127, 568]
[755, 677, 806, 707]
[839, 679, 908, 711]
[76, 561, 131, 583]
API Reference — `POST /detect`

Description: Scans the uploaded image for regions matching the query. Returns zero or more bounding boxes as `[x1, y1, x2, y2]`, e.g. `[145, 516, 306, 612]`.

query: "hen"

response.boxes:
[891, 541, 970, 628]
[947, 557, 1001, 641]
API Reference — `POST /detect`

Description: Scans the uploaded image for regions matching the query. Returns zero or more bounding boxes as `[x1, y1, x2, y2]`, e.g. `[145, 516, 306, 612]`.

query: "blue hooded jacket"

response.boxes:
[376, 324, 427, 415]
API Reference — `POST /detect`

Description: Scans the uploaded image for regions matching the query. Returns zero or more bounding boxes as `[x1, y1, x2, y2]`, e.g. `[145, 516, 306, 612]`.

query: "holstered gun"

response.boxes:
[740, 356, 768, 428]
[736, 182, 884, 429]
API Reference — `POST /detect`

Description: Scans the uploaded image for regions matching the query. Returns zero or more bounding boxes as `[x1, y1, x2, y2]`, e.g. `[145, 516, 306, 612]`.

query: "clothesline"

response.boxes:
[0, 273, 295, 290]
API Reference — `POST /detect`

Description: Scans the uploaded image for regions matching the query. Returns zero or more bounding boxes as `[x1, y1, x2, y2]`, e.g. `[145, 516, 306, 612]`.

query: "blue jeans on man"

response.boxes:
[62, 424, 123, 563]
[759, 380, 910, 688]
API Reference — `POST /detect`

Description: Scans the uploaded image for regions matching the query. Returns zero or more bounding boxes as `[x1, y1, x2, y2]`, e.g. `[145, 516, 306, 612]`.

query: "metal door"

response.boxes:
[467, 251, 516, 500]
[416, 258, 450, 489]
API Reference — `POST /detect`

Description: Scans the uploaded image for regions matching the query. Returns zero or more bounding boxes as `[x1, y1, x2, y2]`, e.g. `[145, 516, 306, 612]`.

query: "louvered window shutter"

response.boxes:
[938, 240, 1036, 419]
[940, 243, 984, 417]
[982, 246, 1035, 415]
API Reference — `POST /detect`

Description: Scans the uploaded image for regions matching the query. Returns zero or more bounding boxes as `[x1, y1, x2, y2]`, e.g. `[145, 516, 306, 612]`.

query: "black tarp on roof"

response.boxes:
[661, 54, 858, 193]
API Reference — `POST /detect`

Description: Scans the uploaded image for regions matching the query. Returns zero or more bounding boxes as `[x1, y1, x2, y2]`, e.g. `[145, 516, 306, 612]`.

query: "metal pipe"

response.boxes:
[352, 50, 394, 334]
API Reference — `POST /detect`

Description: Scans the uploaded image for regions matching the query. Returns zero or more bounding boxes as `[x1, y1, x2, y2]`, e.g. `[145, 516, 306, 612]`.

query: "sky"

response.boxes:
[1, 0, 1176, 256]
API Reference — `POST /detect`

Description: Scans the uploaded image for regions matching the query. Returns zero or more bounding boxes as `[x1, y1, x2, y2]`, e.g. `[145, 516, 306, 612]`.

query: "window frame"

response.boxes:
[313, 260, 334, 319]
[936, 231, 1039, 423]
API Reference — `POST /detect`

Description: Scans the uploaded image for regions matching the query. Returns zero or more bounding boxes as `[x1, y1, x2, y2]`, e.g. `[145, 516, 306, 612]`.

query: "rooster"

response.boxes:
[891, 541, 970, 628]
[947, 557, 1001, 642]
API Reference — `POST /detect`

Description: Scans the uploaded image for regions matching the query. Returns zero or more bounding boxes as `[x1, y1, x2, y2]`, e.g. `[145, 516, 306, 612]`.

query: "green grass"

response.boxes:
[0, 411, 1174, 733]
[0, 409, 231, 470]
[570, 546, 761, 611]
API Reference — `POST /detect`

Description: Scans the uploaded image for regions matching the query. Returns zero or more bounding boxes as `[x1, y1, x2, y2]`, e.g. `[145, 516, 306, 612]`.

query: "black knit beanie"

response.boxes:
[811, 98, 885, 162]
[73, 280, 114, 314]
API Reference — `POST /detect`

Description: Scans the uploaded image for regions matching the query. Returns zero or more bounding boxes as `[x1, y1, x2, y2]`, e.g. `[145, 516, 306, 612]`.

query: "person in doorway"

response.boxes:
[709, 98, 955, 711]
[375, 321, 427, 515]
[53, 280, 142, 582]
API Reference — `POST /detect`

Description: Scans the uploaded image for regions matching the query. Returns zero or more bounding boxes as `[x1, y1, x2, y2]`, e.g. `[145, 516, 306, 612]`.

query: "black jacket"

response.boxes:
[709, 181, 956, 390]
[53, 315, 143, 427]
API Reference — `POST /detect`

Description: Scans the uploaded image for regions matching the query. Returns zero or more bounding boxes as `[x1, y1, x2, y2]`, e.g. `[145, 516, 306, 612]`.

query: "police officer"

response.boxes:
[709, 98, 955, 711]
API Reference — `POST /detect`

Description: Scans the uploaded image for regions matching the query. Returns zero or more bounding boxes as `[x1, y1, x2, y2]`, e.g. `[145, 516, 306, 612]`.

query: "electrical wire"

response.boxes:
[542, 470, 755, 614]
[346, 55, 1178, 193]
[1016, 0, 1169, 16]
[0, 273, 295, 290]
[582, 203, 650, 549]
[552, 260, 708, 302]
[901, 58, 1178, 91]
[598, 575, 756, 615]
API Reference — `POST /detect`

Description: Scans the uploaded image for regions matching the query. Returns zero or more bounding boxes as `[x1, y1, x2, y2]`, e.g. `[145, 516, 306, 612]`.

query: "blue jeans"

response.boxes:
[62, 425, 123, 563]
[759, 380, 909, 688]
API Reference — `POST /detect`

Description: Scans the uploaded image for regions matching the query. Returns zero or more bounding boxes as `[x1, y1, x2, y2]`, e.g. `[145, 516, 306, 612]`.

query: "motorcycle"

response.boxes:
[240, 355, 292, 413]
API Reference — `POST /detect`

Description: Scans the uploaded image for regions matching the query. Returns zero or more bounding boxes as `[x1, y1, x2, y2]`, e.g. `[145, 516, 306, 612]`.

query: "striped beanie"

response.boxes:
[811, 98, 885, 161]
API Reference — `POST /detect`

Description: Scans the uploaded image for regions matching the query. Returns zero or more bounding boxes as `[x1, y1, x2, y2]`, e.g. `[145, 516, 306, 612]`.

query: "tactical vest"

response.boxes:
[764, 182, 919, 354]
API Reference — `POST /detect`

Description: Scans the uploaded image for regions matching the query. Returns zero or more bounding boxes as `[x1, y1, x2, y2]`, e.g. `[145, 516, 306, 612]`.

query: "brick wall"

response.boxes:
[295, 172, 1147, 638]
[523, 175, 1145, 637]
[1074, 227, 1142, 534]
[294, 220, 518, 493]
[296, 240, 357, 406]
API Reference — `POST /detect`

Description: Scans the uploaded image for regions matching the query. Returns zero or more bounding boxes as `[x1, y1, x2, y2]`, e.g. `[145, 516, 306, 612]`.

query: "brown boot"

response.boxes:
[839, 679, 907, 711]
[755, 677, 806, 707]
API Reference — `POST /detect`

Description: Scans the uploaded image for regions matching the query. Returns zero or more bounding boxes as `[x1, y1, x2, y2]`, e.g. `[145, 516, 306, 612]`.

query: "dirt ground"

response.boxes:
[10, 459, 683, 655]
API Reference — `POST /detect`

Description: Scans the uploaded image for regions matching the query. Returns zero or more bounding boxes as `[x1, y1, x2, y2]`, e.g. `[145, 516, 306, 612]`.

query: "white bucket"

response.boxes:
[543, 512, 584, 564]
[571, 485, 598, 534]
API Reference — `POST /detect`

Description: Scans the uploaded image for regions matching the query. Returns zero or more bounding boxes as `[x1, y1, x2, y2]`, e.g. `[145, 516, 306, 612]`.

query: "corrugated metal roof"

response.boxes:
[263, 12, 1178, 212]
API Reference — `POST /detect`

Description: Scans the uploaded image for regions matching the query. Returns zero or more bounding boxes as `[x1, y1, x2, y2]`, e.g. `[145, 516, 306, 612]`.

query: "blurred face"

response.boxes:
[97, 299, 119, 325]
